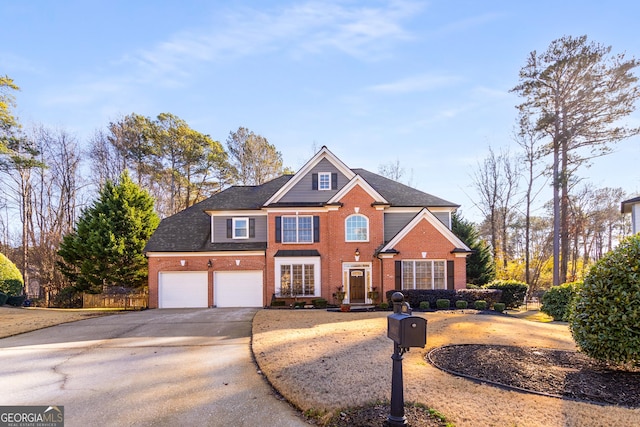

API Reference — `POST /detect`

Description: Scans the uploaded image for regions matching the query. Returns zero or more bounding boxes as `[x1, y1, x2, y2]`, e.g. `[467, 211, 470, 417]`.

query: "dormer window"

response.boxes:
[233, 218, 249, 239]
[312, 172, 338, 191]
[319, 172, 331, 190]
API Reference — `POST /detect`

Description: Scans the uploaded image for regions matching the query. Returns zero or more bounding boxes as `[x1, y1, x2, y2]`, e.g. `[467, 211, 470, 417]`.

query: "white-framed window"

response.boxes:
[233, 217, 249, 239]
[282, 215, 313, 243]
[402, 260, 446, 290]
[319, 172, 331, 190]
[345, 214, 369, 242]
[276, 257, 320, 297]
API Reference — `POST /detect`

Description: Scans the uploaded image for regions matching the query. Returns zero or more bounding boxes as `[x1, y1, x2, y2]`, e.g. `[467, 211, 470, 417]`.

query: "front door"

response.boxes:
[349, 269, 365, 303]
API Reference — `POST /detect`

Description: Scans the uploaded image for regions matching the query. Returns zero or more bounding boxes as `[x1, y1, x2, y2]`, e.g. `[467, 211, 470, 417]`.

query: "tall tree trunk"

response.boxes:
[552, 144, 561, 286]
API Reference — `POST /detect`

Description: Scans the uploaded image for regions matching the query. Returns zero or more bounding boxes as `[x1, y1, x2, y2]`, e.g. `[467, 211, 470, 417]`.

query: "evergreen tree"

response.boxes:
[452, 213, 495, 286]
[58, 172, 159, 293]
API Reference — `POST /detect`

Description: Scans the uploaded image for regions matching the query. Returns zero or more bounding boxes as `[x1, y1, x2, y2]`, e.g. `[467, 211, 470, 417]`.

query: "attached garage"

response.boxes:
[159, 271, 209, 308]
[214, 271, 264, 307]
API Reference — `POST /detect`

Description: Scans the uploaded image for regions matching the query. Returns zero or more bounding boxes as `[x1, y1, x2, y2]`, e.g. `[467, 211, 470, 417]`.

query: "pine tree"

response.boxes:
[452, 213, 495, 286]
[58, 172, 159, 293]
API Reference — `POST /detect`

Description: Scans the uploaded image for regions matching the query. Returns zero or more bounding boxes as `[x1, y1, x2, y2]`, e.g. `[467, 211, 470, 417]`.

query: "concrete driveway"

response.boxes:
[0, 308, 309, 427]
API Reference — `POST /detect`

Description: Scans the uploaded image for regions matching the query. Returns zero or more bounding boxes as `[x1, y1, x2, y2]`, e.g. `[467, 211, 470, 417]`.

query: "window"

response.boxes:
[319, 172, 331, 190]
[346, 214, 369, 241]
[402, 260, 446, 290]
[278, 263, 316, 297]
[233, 218, 248, 239]
[282, 216, 313, 243]
[312, 172, 337, 190]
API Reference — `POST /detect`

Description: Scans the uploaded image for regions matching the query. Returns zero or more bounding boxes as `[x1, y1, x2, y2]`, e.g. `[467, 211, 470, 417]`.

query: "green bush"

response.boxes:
[7, 295, 25, 307]
[419, 301, 430, 310]
[294, 301, 306, 308]
[541, 281, 581, 321]
[474, 300, 487, 310]
[312, 298, 327, 309]
[570, 234, 640, 365]
[455, 300, 468, 309]
[378, 302, 389, 310]
[271, 300, 286, 307]
[485, 279, 528, 308]
[436, 299, 450, 309]
[0, 253, 24, 296]
[0, 292, 8, 306]
[455, 289, 503, 307]
[493, 302, 505, 313]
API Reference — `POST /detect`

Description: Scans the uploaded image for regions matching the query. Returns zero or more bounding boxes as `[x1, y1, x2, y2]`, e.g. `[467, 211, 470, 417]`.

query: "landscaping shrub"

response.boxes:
[7, 295, 26, 307]
[570, 234, 640, 365]
[271, 300, 286, 307]
[386, 289, 455, 309]
[436, 299, 450, 309]
[378, 302, 389, 310]
[474, 300, 488, 310]
[386, 289, 502, 310]
[455, 289, 502, 307]
[541, 281, 581, 321]
[455, 300, 468, 309]
[485, 279, 528, 308]
[0, 292, 8, 306]
[294, 301, 305, 308]
[0, 253, 23, 296]
[493, 302, 505, 313]
[419, 301, 430, 310]
[312, 298, 327, 309]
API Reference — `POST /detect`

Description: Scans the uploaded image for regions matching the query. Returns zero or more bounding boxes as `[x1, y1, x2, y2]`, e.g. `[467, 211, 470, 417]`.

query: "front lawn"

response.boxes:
[252, 310, 640, 427]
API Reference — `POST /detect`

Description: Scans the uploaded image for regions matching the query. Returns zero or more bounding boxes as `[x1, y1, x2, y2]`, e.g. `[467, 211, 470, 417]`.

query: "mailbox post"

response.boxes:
[387, 292, 427, 427]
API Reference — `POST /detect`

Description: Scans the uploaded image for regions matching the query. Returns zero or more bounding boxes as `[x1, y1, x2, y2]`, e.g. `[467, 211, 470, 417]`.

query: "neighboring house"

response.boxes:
[621, 196, 640, 235]
[144, 146, 471, 308]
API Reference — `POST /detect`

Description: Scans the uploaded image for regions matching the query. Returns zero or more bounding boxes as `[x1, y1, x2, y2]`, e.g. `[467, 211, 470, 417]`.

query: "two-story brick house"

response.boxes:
[144, 146, 471, 308]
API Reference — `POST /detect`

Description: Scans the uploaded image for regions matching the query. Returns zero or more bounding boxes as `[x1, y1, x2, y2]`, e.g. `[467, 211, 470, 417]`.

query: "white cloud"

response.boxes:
[125, 0, 424, 84]
[367, 73, 462, 94]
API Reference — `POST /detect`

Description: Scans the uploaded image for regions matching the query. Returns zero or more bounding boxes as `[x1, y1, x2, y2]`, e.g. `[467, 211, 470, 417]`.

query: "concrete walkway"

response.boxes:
[0, 308, 309, 426]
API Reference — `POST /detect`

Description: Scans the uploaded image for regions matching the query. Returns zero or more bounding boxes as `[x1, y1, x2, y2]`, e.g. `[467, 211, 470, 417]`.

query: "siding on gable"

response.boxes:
[432, 212, 451, 229]
[384, 211, 452, 242]
[212, 216, 267, 243]
[384, 212, 416, 242]
[279, 158, 347, 203]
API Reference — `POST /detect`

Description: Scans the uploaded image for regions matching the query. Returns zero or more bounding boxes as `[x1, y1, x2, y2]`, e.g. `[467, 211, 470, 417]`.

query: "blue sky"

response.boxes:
[2, 0, 639, 222]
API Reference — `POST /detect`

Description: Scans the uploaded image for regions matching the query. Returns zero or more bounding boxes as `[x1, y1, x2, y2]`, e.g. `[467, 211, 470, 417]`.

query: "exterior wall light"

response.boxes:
[180, 260, 186, 266]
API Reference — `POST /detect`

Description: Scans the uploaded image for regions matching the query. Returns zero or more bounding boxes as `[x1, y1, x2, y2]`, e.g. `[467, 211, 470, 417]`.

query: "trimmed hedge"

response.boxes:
[0, 292, 8, 306]
[570, 234, 640, 364]
[485, 279, 528, 308]
[312, 298, 328, 308]
[474, 300, 488, 310]
[455, 300, 468, 309]
[541, 281, 581, 321]
[436, 299, 451, 309]
[386, 289, 502, 310]
[7, 295, 26, 307]
[493, 302, 505, 313]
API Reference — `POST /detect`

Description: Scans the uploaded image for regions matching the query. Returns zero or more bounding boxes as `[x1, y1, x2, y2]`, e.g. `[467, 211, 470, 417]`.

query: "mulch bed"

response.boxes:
[428, 344, 640, 407]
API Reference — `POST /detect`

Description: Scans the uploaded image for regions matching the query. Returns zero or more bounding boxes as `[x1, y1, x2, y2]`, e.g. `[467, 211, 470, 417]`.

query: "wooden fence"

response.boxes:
[83, 292, 148, 309]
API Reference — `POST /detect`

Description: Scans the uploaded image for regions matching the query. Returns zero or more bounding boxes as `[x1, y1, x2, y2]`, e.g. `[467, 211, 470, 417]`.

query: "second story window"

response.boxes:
[233, 218, 249, 239]
[318, 172, 331, 190]
[346, 214, 369, 241]
[283, 216, 313, 243]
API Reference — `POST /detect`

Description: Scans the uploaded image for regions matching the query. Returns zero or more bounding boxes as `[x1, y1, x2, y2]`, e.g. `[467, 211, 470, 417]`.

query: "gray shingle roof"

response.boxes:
[145, 168, 459, 253]
[352, 168, 459, 207]
[144, 176, 292, 252]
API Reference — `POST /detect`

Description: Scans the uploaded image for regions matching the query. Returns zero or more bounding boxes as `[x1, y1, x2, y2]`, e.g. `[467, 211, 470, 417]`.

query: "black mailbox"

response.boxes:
[387, 313, 427, 348]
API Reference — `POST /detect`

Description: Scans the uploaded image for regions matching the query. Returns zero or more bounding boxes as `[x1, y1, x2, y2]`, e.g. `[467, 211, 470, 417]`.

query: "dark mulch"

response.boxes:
[314, 344, 640, 426]
[429, 344, 640, 407]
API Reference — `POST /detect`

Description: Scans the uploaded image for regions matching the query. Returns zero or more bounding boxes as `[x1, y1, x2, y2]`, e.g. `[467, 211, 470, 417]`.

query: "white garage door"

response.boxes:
[214, 271, 263, 307]
[159, 271, 208, 308]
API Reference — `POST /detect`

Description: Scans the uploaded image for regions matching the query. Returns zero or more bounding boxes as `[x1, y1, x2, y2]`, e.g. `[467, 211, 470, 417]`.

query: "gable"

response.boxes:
[265, 146, 355, 205]
[381, 208, 470, 254]
[277, 158, 349, 203]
